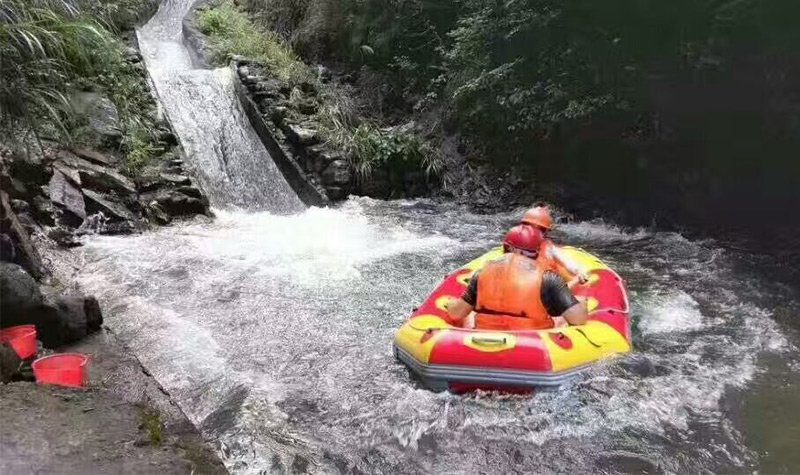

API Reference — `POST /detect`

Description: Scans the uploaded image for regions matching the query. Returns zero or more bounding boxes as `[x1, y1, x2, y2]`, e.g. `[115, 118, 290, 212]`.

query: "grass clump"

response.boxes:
[345, 123, 441, 183]
[196, 1, 309, 81]
[0, 0, 110, 141]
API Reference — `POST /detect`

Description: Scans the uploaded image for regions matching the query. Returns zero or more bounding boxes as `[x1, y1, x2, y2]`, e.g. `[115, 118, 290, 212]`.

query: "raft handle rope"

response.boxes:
[575, 328, 602, 348]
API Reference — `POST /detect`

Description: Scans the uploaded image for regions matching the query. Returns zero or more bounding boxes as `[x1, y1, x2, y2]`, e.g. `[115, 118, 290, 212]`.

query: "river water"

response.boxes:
[65, 0, 800, 473]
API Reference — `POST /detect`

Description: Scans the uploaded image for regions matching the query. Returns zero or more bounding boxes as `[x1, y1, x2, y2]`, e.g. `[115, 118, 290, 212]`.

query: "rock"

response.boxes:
[0, 234, 15, 262]
[10, 199, 30, 216]
[71, 148, 117, 167]
[158, 129, 178, 146]
[31, 196, 55, 226]
[1, 175, 28, 199]
[56, 151, 136, 195]
[284, 124, 319, 146]
[237, 65, 250, 79]
[271, 106, 288, 124]
[83, 189, 137, 222]
[0, 191, 45, 278]
[52, 161, 82, 186]
[71, 92, 122, 138]
[159, 173, 191, 186]
[144, 201, 171, 225]
[175, 186, 203, 199]
[25, 294, 104, 348]
[4, 149, 51, 190]
[0, 342, 22, 383]
[317, 65, 332, 83]
[322, 160, 352, 186]
[325, 186, 348, 201]
[152, 190, 209, 216]
[134, 175, 165, 193]
[49, 170, 86, 220]
[78, 166, 136, 196]
[124, 46, 142, 63]
[48, 227, 82, 248]
[0, 263, 43, 322]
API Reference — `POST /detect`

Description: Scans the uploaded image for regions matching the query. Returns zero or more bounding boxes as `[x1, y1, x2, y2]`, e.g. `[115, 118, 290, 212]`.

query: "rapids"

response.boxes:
[59, 0, 800, 473]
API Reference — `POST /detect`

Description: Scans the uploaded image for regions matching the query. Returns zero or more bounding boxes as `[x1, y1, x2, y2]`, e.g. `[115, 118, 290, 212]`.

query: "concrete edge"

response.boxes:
[230, 61, 330, 207]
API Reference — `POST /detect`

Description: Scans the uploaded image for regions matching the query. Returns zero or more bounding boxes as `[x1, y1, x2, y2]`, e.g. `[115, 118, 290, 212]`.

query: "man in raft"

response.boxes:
[521, 204, 589, 287]
[447, 225, 588, 330]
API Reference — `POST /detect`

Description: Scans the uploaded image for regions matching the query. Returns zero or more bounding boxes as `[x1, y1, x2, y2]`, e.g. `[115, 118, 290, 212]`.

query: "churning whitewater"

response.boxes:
[72, 199, 793, 473]
[57, 0, 800, 473]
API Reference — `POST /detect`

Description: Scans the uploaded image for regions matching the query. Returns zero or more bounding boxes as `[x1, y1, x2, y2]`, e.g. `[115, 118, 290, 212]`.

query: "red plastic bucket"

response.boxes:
[32, 353, 89, 388]
[0, 325, 37, 359]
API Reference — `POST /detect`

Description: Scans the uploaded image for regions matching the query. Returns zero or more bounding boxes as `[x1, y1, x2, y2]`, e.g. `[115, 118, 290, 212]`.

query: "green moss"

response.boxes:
[138, 407, 163, 446]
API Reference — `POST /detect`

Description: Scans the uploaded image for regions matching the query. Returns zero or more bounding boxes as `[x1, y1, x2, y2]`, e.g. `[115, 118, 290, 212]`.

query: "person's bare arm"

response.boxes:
[561, 300, 588, 326]
[447, 298, 474, 325]
[551, 245, 589, 285]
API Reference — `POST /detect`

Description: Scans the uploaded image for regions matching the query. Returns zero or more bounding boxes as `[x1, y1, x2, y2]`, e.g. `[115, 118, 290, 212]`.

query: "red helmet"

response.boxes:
[503, 225, 544, 256]
[520, 205, 552, 230]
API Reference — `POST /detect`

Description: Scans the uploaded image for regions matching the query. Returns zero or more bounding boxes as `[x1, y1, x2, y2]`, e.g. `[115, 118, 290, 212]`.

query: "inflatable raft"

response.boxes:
[394, 247, 631, 392]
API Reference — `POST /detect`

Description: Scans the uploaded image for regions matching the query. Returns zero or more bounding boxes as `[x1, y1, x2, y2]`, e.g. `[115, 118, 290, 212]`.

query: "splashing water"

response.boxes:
[63, 198, 798, 473]
[56, 0, 800, 472]
[136, 0, 304, 212]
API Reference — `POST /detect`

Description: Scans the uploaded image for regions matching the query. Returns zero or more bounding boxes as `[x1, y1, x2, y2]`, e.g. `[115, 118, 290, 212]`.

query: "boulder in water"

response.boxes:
[144, 201, 171, 225]
[83, 189, 137, 222]
[154, 189, 209, 216]
[159, 173, 191, 186]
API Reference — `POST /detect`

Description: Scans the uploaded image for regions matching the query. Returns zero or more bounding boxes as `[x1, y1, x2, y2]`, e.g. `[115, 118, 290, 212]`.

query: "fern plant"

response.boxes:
[0, 0, 109, 142]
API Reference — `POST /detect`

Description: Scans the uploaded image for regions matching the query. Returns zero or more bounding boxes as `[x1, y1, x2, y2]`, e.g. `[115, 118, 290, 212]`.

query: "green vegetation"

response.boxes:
[346, 123, 440, 183]
[0, 0, 109, 140]
[242, 0, 800, 229]
[138, 406, 163, 446]
[0, 0, 165, 174]
[196, 1, 308, 82]
[196, 1, 443, 183]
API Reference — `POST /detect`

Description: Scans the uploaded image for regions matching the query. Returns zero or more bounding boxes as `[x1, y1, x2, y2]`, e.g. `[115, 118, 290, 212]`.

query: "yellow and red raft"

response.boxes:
[393, 247, 631, 392]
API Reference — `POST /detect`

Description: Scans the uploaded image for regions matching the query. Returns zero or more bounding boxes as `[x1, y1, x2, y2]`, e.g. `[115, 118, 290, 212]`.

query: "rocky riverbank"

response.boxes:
[186, 1, 442, 203]
[0, 12, 226, 471]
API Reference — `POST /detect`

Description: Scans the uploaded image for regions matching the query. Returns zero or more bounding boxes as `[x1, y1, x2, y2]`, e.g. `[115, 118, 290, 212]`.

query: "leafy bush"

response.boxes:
[196, 1, 310, 81]
[346, 123, 441, 182]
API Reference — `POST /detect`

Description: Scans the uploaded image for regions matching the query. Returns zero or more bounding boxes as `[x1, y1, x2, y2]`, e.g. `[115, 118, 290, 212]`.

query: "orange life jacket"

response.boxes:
[474, 253, 553, 331]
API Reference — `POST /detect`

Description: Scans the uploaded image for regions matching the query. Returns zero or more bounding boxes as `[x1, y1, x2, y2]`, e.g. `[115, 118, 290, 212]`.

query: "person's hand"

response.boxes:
[552, 316, 569, 328]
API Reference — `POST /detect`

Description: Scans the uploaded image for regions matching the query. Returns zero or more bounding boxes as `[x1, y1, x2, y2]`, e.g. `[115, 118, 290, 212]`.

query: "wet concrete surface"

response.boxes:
[0, 330, 226, 474]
